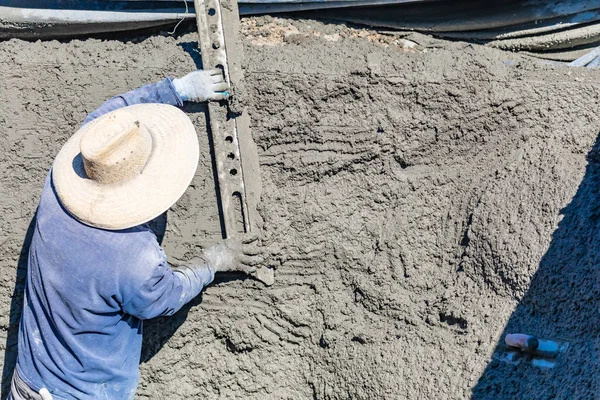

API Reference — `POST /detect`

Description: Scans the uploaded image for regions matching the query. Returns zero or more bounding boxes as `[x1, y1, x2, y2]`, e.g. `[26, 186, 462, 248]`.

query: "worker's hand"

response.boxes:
[203, 233, 264, 274]
[172, 69, 229, 102]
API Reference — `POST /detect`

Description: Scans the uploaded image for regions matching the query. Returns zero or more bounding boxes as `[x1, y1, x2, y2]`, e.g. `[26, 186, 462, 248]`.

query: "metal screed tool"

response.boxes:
[194, 0, 274, 285]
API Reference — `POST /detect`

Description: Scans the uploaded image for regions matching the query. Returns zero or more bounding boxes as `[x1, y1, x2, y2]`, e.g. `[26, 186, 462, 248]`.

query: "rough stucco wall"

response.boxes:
[1, 18, 600, 399]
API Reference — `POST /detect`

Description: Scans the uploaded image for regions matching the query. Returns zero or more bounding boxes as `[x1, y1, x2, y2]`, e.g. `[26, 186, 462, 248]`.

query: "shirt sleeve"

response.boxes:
[82, 77, 184, 126]
[121, 261, 215, 320]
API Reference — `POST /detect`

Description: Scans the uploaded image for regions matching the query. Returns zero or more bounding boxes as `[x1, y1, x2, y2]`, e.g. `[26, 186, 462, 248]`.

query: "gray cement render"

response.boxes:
[1, 17, 600, 399]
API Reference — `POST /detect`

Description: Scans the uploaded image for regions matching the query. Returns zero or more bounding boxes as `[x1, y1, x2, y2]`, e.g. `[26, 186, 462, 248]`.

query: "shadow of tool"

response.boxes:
[178, 42, 204, 70]
[1, 216, 36, 399]
[178, 41, 232, 240]
[472, 135, 600, 399]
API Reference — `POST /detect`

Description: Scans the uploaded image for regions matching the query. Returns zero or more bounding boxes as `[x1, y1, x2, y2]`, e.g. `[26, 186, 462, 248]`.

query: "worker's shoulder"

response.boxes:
[83, 227, 167, 290]
[109, 228, 170, 293]
[64, 219, 165, 274]
[115, 226, 166, 266]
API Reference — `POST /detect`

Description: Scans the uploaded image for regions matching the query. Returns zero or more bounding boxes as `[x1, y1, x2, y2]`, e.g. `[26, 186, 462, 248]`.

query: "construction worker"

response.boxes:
[8, 70, 264, 400]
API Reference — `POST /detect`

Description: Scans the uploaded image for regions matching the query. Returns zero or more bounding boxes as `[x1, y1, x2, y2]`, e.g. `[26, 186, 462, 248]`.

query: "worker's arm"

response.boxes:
[122, 234, 263, 319]
[83, 69, 229, 125]
[121, 260, 214, 319]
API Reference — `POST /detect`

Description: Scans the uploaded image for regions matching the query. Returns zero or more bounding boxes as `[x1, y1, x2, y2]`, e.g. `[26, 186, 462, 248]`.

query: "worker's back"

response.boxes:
[16, 172, 164, 400]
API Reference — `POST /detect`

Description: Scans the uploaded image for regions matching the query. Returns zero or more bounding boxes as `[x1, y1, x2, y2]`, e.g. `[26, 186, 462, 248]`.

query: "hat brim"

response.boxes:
[52, 104, 200, 230]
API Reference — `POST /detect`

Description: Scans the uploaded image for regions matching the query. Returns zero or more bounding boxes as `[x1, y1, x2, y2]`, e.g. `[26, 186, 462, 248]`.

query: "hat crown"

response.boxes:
[80, 111, 153, 185]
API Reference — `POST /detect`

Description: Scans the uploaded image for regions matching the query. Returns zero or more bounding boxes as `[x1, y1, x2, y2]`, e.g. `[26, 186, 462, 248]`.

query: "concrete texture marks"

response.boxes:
[2, 16, 600, 400]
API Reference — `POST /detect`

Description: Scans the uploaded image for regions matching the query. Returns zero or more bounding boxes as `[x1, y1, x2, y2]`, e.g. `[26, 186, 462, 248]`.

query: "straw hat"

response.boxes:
[52, 104, 199, 230]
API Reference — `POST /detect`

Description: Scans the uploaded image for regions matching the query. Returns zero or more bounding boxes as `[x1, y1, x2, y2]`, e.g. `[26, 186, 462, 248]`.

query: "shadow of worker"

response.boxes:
[472, 135, 600, 399]
[139, 211, 199, 364]
[1, 216, 36, 399]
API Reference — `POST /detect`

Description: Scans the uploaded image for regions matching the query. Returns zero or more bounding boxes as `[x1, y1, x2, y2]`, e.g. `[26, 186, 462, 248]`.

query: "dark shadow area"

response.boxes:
[0, 1, 198, 43]
[140, 253, 246, 362]
[141, 296, 204, 363]
[183, 100, 227, 239]
[178, 42, 204, 70]
[472, 134, 600, 399]
[1, 216, 36, 399]
[146, 212, 168, 247]
[140, 269, 248, 362]
[0, 20, 198, 45]
[141, 258, 250, 362]
[80, 20, 198, 43]
[140, 210, 190, 364]
[199, 103, 228, 240]
[74, 20, 197, 44]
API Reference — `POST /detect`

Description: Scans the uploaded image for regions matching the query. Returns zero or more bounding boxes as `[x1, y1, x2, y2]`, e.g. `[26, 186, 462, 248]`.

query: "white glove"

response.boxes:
[172, 69, 229, 102]
[202, 233, 264, 274]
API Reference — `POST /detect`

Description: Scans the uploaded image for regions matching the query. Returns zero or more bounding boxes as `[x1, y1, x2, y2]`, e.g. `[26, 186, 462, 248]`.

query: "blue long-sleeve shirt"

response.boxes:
[15, 78, 214, 400]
